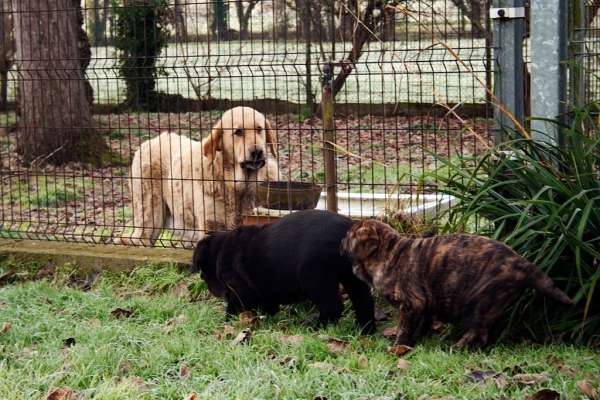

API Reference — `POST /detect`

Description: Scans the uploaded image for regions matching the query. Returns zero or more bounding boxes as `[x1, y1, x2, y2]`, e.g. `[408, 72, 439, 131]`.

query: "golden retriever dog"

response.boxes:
[115, 107, 279, 248]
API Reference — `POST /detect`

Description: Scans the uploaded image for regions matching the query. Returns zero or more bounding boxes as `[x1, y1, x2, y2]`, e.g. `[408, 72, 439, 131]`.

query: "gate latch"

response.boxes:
[490, 7, 525, 19]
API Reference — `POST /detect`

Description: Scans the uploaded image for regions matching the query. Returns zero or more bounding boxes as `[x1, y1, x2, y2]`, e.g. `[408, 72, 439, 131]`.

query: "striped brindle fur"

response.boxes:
[340, 219, 573, 349]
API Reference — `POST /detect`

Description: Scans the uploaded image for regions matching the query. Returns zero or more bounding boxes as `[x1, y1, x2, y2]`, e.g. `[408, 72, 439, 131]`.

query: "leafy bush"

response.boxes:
[114, 0, 170, 110]
[423, 103, 600, 346]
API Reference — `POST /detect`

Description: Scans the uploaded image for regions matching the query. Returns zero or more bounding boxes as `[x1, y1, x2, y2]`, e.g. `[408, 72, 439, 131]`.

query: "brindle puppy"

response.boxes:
[340, 219, 573, 349]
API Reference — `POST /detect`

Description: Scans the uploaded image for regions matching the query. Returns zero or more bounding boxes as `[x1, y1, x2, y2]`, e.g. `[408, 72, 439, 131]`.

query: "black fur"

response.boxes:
[192, 209, 376, 333]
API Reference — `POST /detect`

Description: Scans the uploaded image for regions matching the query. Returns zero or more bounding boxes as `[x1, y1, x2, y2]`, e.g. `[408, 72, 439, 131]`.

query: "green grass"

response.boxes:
[1, 263, 598, 399]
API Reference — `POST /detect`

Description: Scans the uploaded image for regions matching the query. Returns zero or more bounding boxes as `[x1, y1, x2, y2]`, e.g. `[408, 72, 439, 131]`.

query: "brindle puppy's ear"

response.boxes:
[354, 227, 380, 259]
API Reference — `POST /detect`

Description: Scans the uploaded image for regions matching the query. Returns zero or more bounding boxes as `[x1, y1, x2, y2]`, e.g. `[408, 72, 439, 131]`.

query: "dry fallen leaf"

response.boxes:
[279, 356, 298, 366]
[577, 380, 600, 400]
[512, 373, 550, 386]
[396, 359, 410, 372]
[129, 375, 148, 391]
[86, 318, 101, 326]
[357, 354, 368, 369]
[231, 328, 252, 346]
[374, 309, 388, 321]
[327, 338, 351, 353]
[110, 307, 133, 319]
[46, 386, 74, 400]
[309, 362, 350, 374]
[386, 345, 413, 356]
[277, 335, 304, 344]
[179, 364, 190, 378]
[493, 372, 509, 389]
[39, 296, 52, 304]
[545, 354, 559, 366]
[169, 282, 190, 299]
[381, 326, 397, 339]
[465, 369, 501, 384]
[184, 394, 197, 400]
[164, 314, 186, 327]
[1, 322, 11, 333]
[530, 388, 561, 400]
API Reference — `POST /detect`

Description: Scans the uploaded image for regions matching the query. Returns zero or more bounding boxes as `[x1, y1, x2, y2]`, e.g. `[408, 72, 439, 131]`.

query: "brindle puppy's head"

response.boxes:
[341, 218, 388, 285]
[192, 233, 228, 298]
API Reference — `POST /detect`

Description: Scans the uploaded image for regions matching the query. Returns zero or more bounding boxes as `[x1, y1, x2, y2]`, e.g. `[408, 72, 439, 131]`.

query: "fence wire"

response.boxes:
[0, 0, 586, 248]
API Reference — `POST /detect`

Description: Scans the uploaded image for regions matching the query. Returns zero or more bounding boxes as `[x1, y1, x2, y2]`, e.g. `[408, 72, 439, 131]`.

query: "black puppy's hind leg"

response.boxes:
[306, 281, 344, 328]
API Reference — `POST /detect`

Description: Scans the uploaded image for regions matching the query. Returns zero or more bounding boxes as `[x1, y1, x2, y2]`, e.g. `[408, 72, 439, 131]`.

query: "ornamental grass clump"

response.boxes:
[423, 101, 600, 347]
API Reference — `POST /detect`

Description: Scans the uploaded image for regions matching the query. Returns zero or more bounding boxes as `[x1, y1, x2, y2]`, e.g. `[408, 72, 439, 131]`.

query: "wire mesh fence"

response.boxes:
[0, 0, 590, 248]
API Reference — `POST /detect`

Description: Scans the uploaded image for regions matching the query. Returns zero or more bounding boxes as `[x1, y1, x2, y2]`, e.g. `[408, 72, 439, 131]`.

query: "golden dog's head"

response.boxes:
[203, 107, 277, 170]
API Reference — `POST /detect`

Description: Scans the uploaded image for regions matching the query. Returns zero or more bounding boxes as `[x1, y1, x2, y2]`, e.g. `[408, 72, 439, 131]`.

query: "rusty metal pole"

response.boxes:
[321, 62, 338, 212]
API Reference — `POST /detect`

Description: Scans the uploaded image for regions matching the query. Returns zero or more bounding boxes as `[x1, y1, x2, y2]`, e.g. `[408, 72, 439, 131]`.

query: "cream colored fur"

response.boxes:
[114, 107, 279, 248]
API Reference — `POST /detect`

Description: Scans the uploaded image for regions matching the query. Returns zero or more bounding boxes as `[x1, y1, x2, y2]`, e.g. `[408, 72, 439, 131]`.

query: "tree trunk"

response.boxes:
[174, 0, 188, 42]
[12, 0, 109, 166]
[0, 0, 14, 111]
[236, 0, 260, 40]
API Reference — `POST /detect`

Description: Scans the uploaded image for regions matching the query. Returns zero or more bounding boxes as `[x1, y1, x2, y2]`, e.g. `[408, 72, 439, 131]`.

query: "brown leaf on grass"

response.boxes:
[164, 314, 186, 327]
[327, 338, 351, 353]
[381, 325, 397, 339]
[86, 318, 101, 326]
[357, 354, 368, 369]
[465, 369, 501, 384]
[386, 345, 413, 356]
[512, 373, 550, 386]
[231, 328, 252, 346]
[179, 364, 190, 378]
[277, 335, 304, 344]
[169, 282, 190, 299]
[493, 373, 509, 389]
[431, 321, 443, 330]
[279, 356, 298, 366]
[374, 308, 388, 321]
[309, 362, 350, 374]
[46, 386, 74, 400]
[556, 364, 577, 377]
[39, 296, 52, 304]
[396, 359, 410, 372]
[545, 354, 559, 366]
[184, 395, 197, 400]
[1, 322, 11, 333]
[584, 372, 600, 380]
[234, 312, 266, 328]
[36, 269, 53, 280]
[577, 380, 600, 399]
[530, 388, 561, 400]
[110, 307, 133, 319]
[129, 375, 148, 391]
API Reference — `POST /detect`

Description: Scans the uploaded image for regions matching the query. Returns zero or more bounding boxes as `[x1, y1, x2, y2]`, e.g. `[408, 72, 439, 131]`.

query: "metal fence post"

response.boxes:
[491, 0, 525, 145]
[530, 0, 568, 146]
[569, 0, 585, 109]
[321, 62, 337, 212]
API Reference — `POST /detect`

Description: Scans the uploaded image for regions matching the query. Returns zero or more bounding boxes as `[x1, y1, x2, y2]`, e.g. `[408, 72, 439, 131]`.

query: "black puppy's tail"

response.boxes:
[525, 261, 573, 306]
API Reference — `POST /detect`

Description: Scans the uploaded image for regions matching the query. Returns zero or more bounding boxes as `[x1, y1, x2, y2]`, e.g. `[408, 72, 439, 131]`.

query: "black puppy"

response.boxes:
[192, 209, 376, 333]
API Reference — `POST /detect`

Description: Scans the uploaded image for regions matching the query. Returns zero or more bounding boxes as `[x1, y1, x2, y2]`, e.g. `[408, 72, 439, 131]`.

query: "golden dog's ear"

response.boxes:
[264, 119, 277, 157]
[203, 120, 224, 162]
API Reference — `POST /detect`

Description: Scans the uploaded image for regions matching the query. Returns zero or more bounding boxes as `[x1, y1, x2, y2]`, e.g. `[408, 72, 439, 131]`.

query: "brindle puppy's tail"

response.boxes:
[525, 261, 573, 306]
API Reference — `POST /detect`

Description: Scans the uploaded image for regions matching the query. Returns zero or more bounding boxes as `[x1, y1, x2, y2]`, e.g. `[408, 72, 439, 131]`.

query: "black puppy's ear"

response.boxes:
[191, 236, 214, 273]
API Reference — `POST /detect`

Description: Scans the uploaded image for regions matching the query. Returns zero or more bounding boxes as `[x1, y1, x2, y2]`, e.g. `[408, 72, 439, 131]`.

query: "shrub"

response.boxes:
[423, 102, 600, 346]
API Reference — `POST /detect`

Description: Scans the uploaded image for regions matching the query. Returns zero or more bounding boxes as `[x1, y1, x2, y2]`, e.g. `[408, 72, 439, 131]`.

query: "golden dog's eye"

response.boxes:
[256, 126, 262, 134]
[234, 129, 243, 136]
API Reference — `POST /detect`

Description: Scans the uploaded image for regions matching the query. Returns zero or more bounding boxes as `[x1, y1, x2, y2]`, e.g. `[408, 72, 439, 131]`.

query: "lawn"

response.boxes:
[1, 262, 598, 399]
